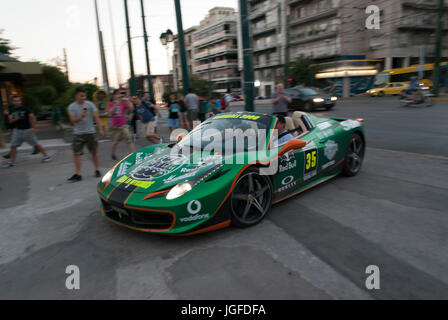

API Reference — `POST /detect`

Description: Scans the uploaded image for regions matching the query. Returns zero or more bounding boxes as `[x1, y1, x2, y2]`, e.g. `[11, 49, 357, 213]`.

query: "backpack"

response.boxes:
[220, 97, 226, 110]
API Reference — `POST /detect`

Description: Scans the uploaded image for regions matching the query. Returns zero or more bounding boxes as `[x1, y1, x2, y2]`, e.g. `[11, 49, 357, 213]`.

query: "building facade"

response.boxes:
[286, 0, 448, 96]
[172, 26, 197, 92]
[248, 0, 287, 98]
[192, 7, 241, 94]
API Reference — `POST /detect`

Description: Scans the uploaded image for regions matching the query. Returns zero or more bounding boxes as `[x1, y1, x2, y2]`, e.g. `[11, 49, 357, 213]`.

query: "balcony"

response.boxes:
[253, 42, 279, 53]
[252, 21, 278, 36]
[193, 31, 237, 48]
[194, 60, 238, 73]
[289, 8, 338, 27]
[254, 58, 281, 69]
[249, 0, 279, 20]
[402, 0, 448, 10]
[194, 46, 238, 61]
[289, 31, 338, 46]
[397, 16, 448, 30]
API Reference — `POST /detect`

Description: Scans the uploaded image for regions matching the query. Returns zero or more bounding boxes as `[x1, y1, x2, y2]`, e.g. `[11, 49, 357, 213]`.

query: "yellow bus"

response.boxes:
[373, 62, 448, 88]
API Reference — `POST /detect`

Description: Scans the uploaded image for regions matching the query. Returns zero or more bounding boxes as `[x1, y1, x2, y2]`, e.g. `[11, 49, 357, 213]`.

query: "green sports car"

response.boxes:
[98, 111, 365, 235]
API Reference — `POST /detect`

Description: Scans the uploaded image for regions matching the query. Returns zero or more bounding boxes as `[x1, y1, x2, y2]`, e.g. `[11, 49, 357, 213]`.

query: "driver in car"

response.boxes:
[273, 116, 294, 147]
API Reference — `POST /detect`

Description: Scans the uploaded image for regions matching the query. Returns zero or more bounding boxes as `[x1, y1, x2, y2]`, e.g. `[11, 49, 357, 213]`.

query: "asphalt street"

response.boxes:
[0, 96, 447, 299]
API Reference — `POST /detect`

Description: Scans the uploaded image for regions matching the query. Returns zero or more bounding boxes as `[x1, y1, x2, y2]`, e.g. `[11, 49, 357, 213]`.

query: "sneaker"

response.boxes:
[112, 154, 117, 161]
[2, 162, 15, 168]
[68, 174, 82, 182]
[41, 156, 52, 163]
[3, 153, 10, 159]
[95, 170, 101, 178]
[159, 137, 163, 144]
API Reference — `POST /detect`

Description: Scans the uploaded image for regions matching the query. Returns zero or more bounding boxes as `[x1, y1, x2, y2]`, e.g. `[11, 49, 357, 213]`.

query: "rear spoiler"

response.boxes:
[331, 117, 365, 123]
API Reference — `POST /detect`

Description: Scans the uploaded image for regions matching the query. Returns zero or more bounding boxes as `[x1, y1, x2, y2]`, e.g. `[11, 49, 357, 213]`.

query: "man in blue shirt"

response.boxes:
[131, 94, 160, 144]
[273, 116, 294, 147]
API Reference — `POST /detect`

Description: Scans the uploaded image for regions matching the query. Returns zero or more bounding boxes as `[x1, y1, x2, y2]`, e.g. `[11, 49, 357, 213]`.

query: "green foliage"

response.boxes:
[190, 75, 212, 98]
[41, 65, 69, 94]
[287, 57, 321, 87]
[0, 30, 15, 55]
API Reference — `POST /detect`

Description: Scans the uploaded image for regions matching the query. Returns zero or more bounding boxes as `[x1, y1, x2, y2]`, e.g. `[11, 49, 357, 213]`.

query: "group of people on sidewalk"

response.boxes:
[1, 86, 235, 183]
[1, 83, 291, 181]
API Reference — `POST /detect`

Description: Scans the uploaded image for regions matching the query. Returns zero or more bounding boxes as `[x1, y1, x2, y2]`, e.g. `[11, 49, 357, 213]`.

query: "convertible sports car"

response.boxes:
[98, 111, 365, 235]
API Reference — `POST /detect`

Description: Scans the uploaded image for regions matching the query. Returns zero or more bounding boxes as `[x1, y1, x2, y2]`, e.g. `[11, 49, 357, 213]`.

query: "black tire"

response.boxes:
[378, 91, 385, 97]
[342, 133, 365, 177]
[304, 102, 313, 112]
[325, 104, 335, 110]
[230, 167, 273, 228]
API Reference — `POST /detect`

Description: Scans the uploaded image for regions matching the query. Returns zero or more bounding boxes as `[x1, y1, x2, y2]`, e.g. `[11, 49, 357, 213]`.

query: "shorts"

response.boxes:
[111, 126, 132, 144]
[168, 118, 180, 127]
[10, 129, 39, 147]
[72, 133, 98, 155]
[187, 110, 197, 121]
[142, 121, 156, 136]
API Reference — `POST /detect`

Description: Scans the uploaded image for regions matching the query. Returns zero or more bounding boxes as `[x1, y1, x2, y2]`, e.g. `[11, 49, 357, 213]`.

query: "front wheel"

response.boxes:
[230, 168, 273, 227]
[342, 133, 365, 177]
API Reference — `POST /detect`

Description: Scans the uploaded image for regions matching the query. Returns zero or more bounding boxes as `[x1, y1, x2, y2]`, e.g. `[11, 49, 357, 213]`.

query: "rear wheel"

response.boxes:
[342, 133, 365, 177]
[230, 168, 273, 227]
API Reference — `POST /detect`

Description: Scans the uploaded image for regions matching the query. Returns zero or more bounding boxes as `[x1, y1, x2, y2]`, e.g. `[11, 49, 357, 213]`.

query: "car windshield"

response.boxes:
[299, 88, 318, 95]
[176, 114, 272, 153]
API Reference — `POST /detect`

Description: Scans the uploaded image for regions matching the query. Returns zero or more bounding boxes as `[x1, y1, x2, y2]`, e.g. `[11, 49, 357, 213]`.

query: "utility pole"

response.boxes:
[140, 0, 155, 101]
[174, 0, 190, 95]
[124, 0, 137, 95]
[63, 48, 69, 82]
[108, 0, 122, 88]
[239, 0, 255, 111]
[432, 0, 444, 97]
[94, 0, 110, 94]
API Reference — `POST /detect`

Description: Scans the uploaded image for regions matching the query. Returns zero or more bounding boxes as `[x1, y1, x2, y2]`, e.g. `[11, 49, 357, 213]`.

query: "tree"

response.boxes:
[0, 30, 15, 55]
[287, 57, 321, 87]
[190, 74, 212, 98]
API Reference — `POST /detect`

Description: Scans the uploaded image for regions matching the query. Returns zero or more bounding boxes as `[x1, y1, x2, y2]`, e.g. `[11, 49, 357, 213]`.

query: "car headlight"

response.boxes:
[101, 169, 114, 184]
[166, 183, 192, 200]
[331, 96, 338, 101]
[313, 98, 324, 103]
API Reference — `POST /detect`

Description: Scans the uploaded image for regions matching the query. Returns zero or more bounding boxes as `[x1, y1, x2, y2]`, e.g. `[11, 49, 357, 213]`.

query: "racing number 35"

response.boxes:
[304, 149, 318, 174]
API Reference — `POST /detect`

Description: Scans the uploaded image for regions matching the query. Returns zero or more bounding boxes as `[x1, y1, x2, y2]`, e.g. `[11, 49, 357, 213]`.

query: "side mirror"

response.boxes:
[278, 139, 306, 157]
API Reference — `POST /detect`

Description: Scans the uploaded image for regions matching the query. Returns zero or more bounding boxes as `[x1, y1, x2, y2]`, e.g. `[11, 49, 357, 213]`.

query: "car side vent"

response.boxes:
[206, 169, 230, 182]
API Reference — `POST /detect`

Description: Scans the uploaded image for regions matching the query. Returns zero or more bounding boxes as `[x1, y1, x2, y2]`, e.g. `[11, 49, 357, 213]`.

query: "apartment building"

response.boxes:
[172, 26, 197, 91]
[287, 0, 448, 96]
[192, 7, 241, 94]
[248, 0, 287, 98]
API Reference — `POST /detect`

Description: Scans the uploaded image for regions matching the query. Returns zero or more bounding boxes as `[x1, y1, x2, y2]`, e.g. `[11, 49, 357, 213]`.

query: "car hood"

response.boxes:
[109, 145, 255, 194]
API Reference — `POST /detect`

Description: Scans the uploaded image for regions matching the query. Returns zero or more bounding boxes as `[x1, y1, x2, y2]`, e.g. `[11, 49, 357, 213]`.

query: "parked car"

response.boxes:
[284, 87, 338, 112]
[366, 82, 409, 97]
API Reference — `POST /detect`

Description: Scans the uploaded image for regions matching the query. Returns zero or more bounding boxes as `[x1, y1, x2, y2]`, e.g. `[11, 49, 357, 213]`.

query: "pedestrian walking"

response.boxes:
[271, 83, 292, 117]
[131, 94, 160, 144]
[177, 93, 188, 129]
[184, 88, 199, 130]
[67, 87, 104, 182]
[108, 89, 135, 161]
[221, 89, 233, 112]
[167, 93, 180, 133]
[143, 92, 161, 135]
[3, 95, 39, 159]
[2, 95, 51, 168]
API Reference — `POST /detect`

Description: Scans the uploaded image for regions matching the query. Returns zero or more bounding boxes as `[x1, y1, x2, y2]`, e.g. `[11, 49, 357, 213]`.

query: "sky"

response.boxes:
[0, 0, 238, 88]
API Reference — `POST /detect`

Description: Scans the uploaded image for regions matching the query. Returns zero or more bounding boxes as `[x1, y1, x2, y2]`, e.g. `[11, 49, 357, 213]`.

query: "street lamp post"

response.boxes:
[124, 0, 137, 95]
[160, 29, 175, 88]
[239, 0, 255, 111]
[140, 0, 155, 101]
[173, 0, 190, 95]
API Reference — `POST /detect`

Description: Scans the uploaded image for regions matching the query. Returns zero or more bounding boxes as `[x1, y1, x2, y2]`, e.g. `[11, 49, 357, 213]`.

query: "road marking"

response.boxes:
[368, 147, 448, 160]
